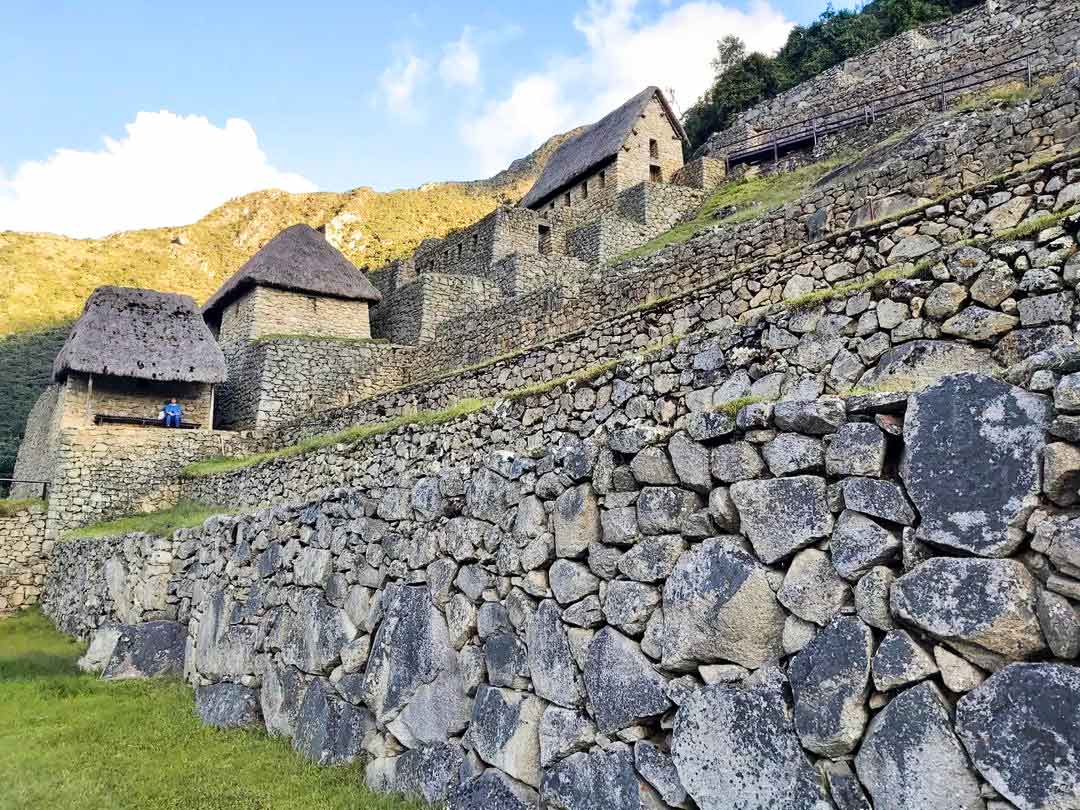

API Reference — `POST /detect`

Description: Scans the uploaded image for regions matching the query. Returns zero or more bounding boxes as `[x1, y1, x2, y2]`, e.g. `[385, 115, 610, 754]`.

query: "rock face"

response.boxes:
[901, 374, 1051, 557]
[261, 662, 306, 737]
[787, 616, 873, 756]
[365, 742, 464, 805]
[956, 664, 1080, 810]
[292, 677, 375, 765]
[468, 685, 545, 788]
[360, 584, 470, 747]
[101, 621, 186, 679]
[584, 627, 671, 733]
[449, 769, 539, 810]
[541, 748, 642, 810]
[195, 682, 262, 728]
[526, 600, 581, 708]
[661, 539, 785, 670]
[672, 672, 832, 810]
[872, 630, 938, 692]
[891, 558, 1045, 659]
[855, 681, 983, 810]
[730, 476, 834, 564]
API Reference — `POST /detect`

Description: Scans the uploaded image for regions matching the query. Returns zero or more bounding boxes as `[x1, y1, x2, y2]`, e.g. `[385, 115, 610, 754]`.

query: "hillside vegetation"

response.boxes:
[0, 132, 570, 337]
[0, 132, 573, 479]
[683, 0, 983, 148]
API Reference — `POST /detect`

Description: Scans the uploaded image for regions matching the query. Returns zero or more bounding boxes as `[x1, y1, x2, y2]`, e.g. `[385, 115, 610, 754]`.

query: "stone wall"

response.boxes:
[215, 338, 409, 431]
[11, 384, 63, 498]
[488, 254, 592, 298]
[371, 273, 503, 345]
[0, 502, 48, 611]
[46, 225, 1080, 802]
[701, 0, 1080, 157]
[217, 285, 372, 349]
[47, 427, 254, 536]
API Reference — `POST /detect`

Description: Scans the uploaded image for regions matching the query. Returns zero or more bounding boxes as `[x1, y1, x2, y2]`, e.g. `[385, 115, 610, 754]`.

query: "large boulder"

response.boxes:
[891, 558, 1045, 659]
[787, 616, 872, 756]
[360, 584, 470, 747]
[195, 682, 262, 728]
[448, 769, 539, 810]
[855, 681, 983, 810]
[729, 476, 833, 564]
[366, 742, 464, 805]
[292, 677, 375, 765]
[858, 340, 994, 390]
[956, 664, 1080, 810]
[526, 600, 581, 708]
[661, 539, 785, 671]
[901, 373, 1051, 556]
[541, 747, 645, 810]
[78, 625, 121, 673]
[101, 621, 186, 680]
[468, 685, 545, 788]
[583, 627, 671, 734]
[261, 661, 306, 737]
[278, 588, 356, 674]
[777, 548, 851, 626]
[672, 670, 832, 810]
[554, 485, 602, 558]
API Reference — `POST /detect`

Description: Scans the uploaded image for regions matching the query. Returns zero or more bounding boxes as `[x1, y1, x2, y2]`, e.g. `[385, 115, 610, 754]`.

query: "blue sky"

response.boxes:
[1, 0, 841, 237]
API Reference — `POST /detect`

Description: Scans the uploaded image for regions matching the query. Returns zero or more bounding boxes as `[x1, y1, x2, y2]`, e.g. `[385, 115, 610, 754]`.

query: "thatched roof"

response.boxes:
[202, 224, 382, 317]
[54, 286, 227, 383]
[521, 86, 688, 209]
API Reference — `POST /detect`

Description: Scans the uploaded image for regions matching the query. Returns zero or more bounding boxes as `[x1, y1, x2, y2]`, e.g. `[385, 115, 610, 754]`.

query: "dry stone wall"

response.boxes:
[47, 427, 255, 536]
[701, 0, 1080, 157]
[44, 230, 1080, 804]
[0, 503, 48, 611]
[402, 75, 1080, 375]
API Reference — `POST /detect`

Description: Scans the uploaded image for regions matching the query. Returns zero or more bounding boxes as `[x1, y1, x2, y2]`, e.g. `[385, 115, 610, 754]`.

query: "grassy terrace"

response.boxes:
[64, 500, 233, 540]
[0, 610, 420, 810]
[0, 497, 45, 517]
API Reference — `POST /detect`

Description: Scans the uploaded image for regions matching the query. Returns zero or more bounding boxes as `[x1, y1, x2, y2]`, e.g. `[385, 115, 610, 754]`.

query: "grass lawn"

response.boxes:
[0, 610, 421, 810]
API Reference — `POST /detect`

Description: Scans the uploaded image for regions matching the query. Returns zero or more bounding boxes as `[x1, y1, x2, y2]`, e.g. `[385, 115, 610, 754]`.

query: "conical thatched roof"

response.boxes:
[521, 86, 688, 210]
[54, 286, 227, 383]
[202, 224, 382, 317]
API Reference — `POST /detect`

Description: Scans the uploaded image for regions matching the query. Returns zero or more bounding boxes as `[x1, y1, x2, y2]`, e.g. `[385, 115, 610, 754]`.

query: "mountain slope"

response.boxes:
[0, 131, 571, 336]
[0, 132, 574, 480]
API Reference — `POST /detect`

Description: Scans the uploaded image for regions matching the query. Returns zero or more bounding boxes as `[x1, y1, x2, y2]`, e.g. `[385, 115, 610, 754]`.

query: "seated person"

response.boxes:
[163, 398, 183, 428]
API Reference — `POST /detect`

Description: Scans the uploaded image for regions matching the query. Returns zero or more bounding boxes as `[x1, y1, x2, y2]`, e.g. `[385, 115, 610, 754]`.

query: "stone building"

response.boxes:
[11, 286, 227, 498]
[202, 223, 387, 430]
[203, 223, 383, 350]
[370, 86, 724, 344]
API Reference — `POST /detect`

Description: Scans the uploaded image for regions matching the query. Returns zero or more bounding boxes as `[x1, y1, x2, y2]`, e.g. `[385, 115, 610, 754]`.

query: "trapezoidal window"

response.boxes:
[582, 180, 589, 200]
[650, 164, 662, 182]
[471, 234, 478, 251]
[538, 224, 552, 256]
[649, 138, 659, 159]
[457, 243, 463, 260]
[599, 170, 606, 189]
[564, 192, 572, 207]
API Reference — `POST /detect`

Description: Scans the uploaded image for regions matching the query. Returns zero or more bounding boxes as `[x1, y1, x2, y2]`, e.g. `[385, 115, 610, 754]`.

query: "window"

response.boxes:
[650, 164, 662, 182]
[457, 243, 462, 259]
[599, 170, 606, 189]
[564, 192, 572, 208]
[538, 224, 551, 255]
[649, 138, 659, 159]
[582, 180, 589, 200]
[549, 201, 555, 211]
[471, 234, 478, 250]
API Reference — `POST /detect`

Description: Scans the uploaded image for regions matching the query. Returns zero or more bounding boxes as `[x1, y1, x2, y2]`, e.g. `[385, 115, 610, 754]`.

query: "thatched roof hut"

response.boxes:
[202, 224, 382, 319]
[521, 86, 688, 210]
[54, 286, 227, 383]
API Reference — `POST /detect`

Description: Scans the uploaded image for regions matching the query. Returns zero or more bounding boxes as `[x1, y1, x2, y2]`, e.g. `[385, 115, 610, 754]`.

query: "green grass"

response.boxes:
[953, 75, 1058, 113]
[614, 157, 850, 263]
[783, 262, 924, 311]
[64, 500, 233, 540]
[0, 497, 45, 517]
[0, 609, 420, 810]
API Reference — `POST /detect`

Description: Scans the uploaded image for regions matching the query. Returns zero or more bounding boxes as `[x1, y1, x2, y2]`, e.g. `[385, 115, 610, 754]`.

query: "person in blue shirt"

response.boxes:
[163, 398, 183, 428]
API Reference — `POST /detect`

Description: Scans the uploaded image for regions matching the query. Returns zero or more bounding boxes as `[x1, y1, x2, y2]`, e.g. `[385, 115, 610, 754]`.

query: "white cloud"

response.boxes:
[440, 27, 481, 87]
[0, 111, 316, 239]
[378, 49, 429, 117]
[461, 0, 795, 173]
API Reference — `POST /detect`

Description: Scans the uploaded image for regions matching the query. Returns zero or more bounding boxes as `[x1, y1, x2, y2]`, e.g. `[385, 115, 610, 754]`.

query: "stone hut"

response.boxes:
[521, 85, 689, 218]
[51, 286, 226, 428]
[203, 223, 383, 352]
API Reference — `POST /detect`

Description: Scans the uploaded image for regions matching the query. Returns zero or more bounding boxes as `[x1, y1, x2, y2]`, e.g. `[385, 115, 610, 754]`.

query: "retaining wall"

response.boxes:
[0, 503, 48, 611]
